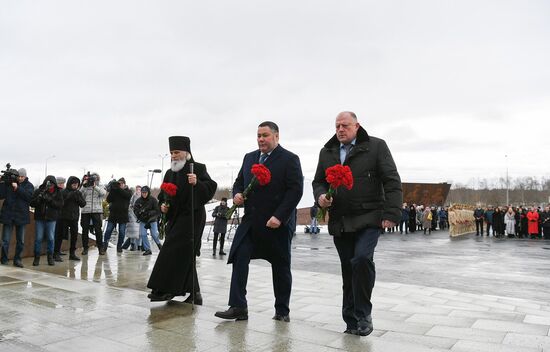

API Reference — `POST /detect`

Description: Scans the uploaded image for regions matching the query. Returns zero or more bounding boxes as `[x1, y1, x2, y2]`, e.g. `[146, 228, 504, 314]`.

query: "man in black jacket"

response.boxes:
[0, 168, 34, 268]
[313, 111, 402, 336]
[54, 176, 86, 261]
[134, 186, 161, 256]
[103, 177, 132, 253]
[473, 206, 484, 236]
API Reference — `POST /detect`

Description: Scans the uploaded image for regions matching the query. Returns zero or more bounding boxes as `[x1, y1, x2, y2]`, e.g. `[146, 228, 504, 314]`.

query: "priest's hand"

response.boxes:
[187, 173, 197, 186]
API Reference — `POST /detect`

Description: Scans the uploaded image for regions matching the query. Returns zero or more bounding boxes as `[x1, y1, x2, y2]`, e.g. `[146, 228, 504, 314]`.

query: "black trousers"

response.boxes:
[475, 219, 484, 235]
[333, 228, 380, 330]
[80, 213, 103, 249]
[228, 232, 292, 316]
[54, 219, 79, 253]
[213, 232, 226, 253]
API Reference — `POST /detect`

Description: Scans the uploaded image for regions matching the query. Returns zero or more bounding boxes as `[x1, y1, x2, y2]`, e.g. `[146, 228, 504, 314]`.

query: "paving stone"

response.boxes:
[502, 332, 550, 350]
[451, 339, 542, 352]
[472, 319, 549, 335]
[426, 326, 506, 344]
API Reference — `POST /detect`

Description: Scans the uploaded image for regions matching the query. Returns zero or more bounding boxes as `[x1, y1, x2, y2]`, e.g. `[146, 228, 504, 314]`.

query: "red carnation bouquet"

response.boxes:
[226, 164, 271, 219]
[159, 182, 178, 239]
[317, 164, 354, 221]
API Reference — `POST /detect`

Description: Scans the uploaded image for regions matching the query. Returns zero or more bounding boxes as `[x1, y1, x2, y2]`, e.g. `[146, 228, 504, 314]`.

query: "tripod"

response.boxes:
[226, 207, 240, 240]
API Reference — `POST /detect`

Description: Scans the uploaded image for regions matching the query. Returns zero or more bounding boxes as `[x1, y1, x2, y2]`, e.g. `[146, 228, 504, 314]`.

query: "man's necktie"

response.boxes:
[259, 153, 268, 164]
[341, 144, 352, 164]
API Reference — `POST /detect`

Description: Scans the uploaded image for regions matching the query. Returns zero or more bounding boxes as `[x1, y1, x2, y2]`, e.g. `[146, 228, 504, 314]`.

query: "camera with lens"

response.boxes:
[0, 163, 19, 184]
[83, 171, 97, 187]
[106, 179, 120, 192]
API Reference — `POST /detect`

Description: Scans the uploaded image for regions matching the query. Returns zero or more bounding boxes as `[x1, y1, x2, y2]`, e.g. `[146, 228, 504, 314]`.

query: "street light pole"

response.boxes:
[159, 153, 168, 176]
[505, 154, 509, 206]
[44, 155, 55, 179]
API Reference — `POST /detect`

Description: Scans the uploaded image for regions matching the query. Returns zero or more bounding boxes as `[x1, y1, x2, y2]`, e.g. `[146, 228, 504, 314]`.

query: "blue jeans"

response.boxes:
[140, 222, 160, 251]
[103, 222, 127, 249]
[2, 224, 26, 262]
[310, 218, 318, 233]
[34, 220, 56, 255]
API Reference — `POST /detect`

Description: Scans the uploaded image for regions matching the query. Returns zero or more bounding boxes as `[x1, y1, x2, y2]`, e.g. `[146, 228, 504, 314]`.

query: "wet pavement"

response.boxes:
[0, 228, 549, 351]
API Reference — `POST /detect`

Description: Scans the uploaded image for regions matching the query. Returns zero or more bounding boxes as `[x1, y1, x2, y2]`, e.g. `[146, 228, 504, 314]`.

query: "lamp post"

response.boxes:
[44, 155, 55, 179]
[159, 153, 168, 175]
[148, 169, 162, 188]
[505, 154, 509, 206]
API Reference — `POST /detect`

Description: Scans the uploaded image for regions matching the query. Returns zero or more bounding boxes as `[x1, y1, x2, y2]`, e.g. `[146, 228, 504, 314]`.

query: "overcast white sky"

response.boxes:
[2, 0, 549, 206]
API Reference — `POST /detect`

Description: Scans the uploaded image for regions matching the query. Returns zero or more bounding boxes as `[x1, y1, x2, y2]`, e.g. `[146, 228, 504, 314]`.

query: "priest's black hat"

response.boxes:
[169, 136, 191, 153]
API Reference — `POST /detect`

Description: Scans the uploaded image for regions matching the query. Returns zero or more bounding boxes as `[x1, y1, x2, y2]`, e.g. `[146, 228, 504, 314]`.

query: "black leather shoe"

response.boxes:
[81, 248, 88, 255]
[353, 318, 373, 336]
[272, 314, 290, 322]
[149, 292, 174, 302]
[184, 292, 203, 305]
[219, 251, 226, 256]
[53, 253, 63, 262]
[143, 250, 152, 256]
[344, 329, 354, 334]
[215, 307, 248, 320]
[13, 260, 23, 268]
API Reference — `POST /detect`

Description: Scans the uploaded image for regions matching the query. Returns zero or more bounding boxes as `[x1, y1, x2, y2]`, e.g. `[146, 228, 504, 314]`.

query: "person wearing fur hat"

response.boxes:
[134, 186, 161, 255]
[147, 135, 217, 304]
[0, 168, 34, 268]
[30, 175, 64, 266]
[80, 172, 106, 255]
[54, 176, 86, 261]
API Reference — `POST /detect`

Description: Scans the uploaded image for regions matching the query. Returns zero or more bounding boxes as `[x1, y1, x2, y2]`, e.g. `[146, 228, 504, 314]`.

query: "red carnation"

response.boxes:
[317, 164, 354, 221]
[226, 163, 272, 219]
[159, 182, 178, 239]
[251, 164, 271, 186]
[160, 182, 178, 197]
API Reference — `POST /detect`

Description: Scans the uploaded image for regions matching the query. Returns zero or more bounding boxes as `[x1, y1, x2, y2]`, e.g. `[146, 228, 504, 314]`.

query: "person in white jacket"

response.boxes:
[79, 172, 106, 255]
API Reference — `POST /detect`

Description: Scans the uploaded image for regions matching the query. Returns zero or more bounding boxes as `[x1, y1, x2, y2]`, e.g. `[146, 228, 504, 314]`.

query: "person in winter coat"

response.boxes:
[504, 207, 516, 238]
[0, 168, 34, 268]
[310, 112, 401, 336]
[514, 207, 522, 237]
[485, 206, 494, 236]
[493, 207, 505, 238]
[309, 204, 319, 234]
[473, 206, 485, 236]
[400, 203, 409, 234]
[147, 136, 217, 304]
[422, 206, 432, 235]
[122, 185, 142, 250]
[416, 206, 424, 231]
[30, 175, 64, 266]
[540, 206, 550, 240]
[134, 186, 161, 255]
[438, 207, 447, 230]
[408, 204, 416, 233]
[103, 177, 132, 253]
[212, 198, 229, 255]
[80, 172, 106, 255]
[527, 207, 540, 239]
[53, 176, 86, 261]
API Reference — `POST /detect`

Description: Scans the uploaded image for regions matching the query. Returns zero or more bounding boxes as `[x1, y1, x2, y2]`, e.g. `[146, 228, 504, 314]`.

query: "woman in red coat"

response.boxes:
[526, 207, 540, 239]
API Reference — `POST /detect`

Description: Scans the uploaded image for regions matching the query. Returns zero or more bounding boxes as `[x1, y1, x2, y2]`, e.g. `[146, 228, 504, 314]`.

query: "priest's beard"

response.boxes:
[171, 159, 186, 172]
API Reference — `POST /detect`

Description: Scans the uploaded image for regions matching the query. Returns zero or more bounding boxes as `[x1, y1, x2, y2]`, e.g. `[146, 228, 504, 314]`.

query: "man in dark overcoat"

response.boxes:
[313, 111, 402, 336]
[215, 121, 303, 322]
[147, 136, 217, 304]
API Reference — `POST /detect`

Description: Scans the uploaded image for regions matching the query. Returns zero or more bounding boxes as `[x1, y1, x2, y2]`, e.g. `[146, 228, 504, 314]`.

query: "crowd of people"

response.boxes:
[394, 203, 449, 235]
[0, 169, 166, 267]
[473, 205, 550, 239]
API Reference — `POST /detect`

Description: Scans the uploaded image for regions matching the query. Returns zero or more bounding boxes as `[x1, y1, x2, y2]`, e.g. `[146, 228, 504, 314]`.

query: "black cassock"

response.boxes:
[147, 161, 217, 296]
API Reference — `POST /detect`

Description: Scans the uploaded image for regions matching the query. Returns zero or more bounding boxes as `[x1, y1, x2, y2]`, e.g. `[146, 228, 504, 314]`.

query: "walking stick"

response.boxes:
[189, 162, 195, 310]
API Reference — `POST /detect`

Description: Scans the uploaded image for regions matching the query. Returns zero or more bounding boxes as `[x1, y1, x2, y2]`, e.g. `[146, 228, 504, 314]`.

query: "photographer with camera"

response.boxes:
[103, 177, 132, 253]
[80, 172, 106, 255]
[30, 175, 64, 266]
[133, 186, 161, 256]
[0, 167, 34, 268]
[54, 176, 86, 262]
